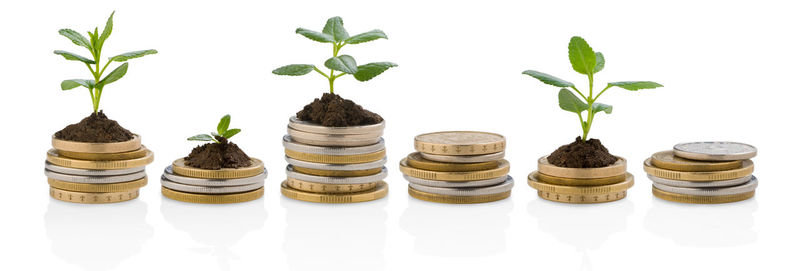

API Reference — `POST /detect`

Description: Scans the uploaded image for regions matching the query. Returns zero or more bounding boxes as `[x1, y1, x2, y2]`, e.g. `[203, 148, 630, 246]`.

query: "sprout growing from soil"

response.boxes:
[54, 11, 157, 114]
[187, 115, 241, 144]
[272, 16, 397, 94]
[523, 36, 663, 142]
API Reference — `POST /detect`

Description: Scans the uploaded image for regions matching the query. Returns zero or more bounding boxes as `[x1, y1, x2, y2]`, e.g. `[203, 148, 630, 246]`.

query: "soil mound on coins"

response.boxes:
[296, 93, 383, 127]
[185, 137, 253, 170]
[54, 111, 135, 143]
[547, 137, 618, 168]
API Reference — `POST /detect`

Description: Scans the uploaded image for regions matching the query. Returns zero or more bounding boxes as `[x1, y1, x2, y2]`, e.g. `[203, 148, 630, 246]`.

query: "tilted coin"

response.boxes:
[162, 166, 267, 187]
[528, 173, 634, 195]
[286, 178, 378, 194]
[162, 187, 264, 204]
[409, 176, 514, 196]
[285, 148, 386, 164]
[673, 142, 757, 161]
[285, 156, 387, 171]
[292, 167, 383, 177]
[45, 169, 146, 184]
[52, 134, 142, 154]
[48, 177, 148, 193]
[281, 180, 388, 203]
[531, 171, 626, 186]
[171, 158, 264, 179]
[414, 131, 506, 156]
[289, 116, 385, 135]
[50, 187, 139, 204]
[407, 152, 499, 171]
[419, 151, 505, 163]
[57, 146, 149, 161]
[538, 156, 627, 179]
[537, 190, 627, 204]
[288, 129, 381, 147]
[643, 158, 754, 182]
[650, 150, 743, 172]
[161, 178, 264, 194]
[403, 174, 508, 188]
[647, 174, 752, 188]
[652, 177, 758, 196]
[286, 165, 388, 184]
[282, 135, 385, 155]
[408, 187, 511, 204]
[45, 162, 145, 176]
[399, 158, 510, 182]
[46, 149, 154, 170]
[652, 186, 754, 204]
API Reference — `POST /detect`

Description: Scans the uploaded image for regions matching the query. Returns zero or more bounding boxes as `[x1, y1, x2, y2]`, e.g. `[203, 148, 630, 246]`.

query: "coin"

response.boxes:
[537, 156, 627, 179]
[45, 169, 146, 184]
[643, 158, 754, 181]
[408, 187, 511, 204]
[647, 174, 752, 188]
[651, 150, 743, 172]
[673, 142, 757, 161]
[292, 167, 383, 177]
[280, 180, 388, 203]
[286, 165, 388, 184]
[171, 158, 264, 179]
[652, 177, 758, 196]
[409, 176, 514, 196]
[282, 135, 385, 155]
[288, 126, 383, 140]
[57, 147, 149, 161]
[528, 173, 634, 194]
[45, 162, 145, 176]
[531, 171, 626, 186]
[414, 131, 505, 156]
[407, 152, 499, 171]
[652, 186, 754, 204]
[50, 187, 139, 204]
[419, 151, 505, 163]
[286, 178, 378, 194]
[285, 156, 387, 171]
[289, 116, 385, 135]
[537, 190, 627, 204]
[288, 130, 381, 147]
[48, 177, 148, 193]
[399, 158, 510, 182]
[161, 178, 264, 194]
[403, 174, 508, 188]
[285, 149, 386, 164]
[162, 166, 267, 187]
[46, 149, 154, 170]
[161, 187, 264, 204]
[52, 134, 142, 154]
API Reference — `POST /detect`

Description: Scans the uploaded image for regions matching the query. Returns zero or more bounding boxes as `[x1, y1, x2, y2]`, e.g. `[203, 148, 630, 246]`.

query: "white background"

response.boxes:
[1, 0, 797, 270]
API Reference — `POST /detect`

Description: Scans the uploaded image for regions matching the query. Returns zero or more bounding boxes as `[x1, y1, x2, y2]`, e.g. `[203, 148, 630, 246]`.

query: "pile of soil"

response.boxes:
[54, 111, 134, 143]
[547, 137, 618, 168]
[296, 93, 383, 127]
[184, 137, 253, 170]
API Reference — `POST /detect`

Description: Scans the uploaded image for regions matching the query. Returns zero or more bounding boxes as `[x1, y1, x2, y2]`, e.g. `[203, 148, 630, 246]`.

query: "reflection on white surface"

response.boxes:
[644, 198, 757, 247]
[161, 197, 267, 271]
[44, 199, 153, 271]
[400, 196, 513, 257]
[282, 197, 387, 271]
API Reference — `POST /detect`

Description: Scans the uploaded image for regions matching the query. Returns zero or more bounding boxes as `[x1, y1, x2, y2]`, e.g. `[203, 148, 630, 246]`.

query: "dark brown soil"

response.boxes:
[54, 111, 135, 143]
[184, 137, 253, 170]
[296, 93, 383, 127]
[547, 137, 618, 168]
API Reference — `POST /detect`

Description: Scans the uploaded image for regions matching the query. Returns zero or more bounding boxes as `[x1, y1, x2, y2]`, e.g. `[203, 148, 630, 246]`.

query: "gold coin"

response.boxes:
[643, 158, 754, 182]
[161, 187, 264, 204]
[528, 173, 634, 194]
[414, 131, 505, 156]
[52, 134, 142, 154]
[286, 178, 378, 193]
[292, 166, 383, 177]
[399, 158, 510, 182]
[50, 187, 139, 204]
[537, 190, 627, 204]
[652, 186, 754, 204]
[280, 180, 388, 203]
[538, 156, 627, 179]
[408, 186, 511, 204]
[284, 149, 386, 164]
[57, 147, 149, 161]
[650, 150, 743, 172]
[531, 171, 626, 186]
[171, 158, 264, 179]
[406, 152, 499, 172]
[46, 149, 154, 170]
[48, 177, 148, 193]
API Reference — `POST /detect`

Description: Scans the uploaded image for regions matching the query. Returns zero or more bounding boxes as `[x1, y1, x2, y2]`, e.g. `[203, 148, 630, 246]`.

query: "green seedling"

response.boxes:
[523, 36, 663, 142]
[54, 11, 157, 114]
[188, 115, 241, 144]
[272, 16, 397, 94]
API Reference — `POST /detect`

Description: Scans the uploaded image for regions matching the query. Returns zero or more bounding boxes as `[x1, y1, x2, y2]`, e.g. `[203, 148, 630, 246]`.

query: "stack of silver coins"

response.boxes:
[160, 158, 267, 204]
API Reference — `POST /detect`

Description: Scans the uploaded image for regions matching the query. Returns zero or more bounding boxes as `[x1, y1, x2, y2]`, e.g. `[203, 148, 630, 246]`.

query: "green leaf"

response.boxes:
[346, 30, 387, 44]
[295, 28, 334, 43]
[592, 103, 613, 114]
[607, 81, 663, 91]
[61, 79, 95, 90]
[108, 50, 158, 62]
[98, 11, 114, 49]
[325, 55, 358, 74]
[222, 128, 241, 139]
[53, 50, 96, 64]
[322, 16, 349, 42]
[273, 64, 315, 76]
[97, 62, 128, 87]
[558, 88, 589, 113]
[353, 62, 397, 81]
[522, 70, 574, 88]
[58, 29, 92, 50]
[217, 115, 231, 135]
[593, 52, 605, 73]
[188, 134, 215, 141]
[568, 36, 596, 75]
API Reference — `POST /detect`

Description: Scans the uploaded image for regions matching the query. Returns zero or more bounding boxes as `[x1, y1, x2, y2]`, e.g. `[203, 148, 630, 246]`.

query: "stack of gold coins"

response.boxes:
[160, 158, 266, 204]
[644, 142, 758, 204]
[280, 117, 388, 203]
[399, 131, 513, 204]
[45, 135, 153, 204]
[528, 156, 633, 204]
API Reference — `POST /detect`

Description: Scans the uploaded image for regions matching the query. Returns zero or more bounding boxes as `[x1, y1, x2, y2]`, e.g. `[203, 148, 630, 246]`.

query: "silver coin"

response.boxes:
[45, 162, 146, 176]
[285, 156, 387, 171]
[288, 132, 382, 147]
[287, 126, 383, 140]
[652, 176, 758, 196]
[648, 174, 752, 188]
[45, 169, 147, 184]
[162, 166, 267, 187]
[419, 151, 505, 163]
[161, 178, 263, 195]
[285, 165, 388, 184]
[282, 135, 385, 155]
[288, 116, 385, 135]
[409, 176, 514, 196]
[403, 174, 508, 188]
[673, 142, 757, 161]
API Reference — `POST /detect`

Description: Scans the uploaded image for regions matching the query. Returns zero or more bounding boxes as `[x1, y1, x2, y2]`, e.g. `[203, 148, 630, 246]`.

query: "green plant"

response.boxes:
[188, 115, 241, 143]
[54, 11, 157, 114]
[523, 36, 663, 142]
[272, 16, 397, 94]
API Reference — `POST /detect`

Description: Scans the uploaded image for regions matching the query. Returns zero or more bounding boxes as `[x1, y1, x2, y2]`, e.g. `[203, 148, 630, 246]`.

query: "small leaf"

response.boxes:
[593, 52, 605, 73]
[322, 16, 349, 42]
[53, 50, 95, 64]
[353, 62, 397, 81]
[558, 88, 589, 113]
[61, 79, 95, 90]
[522, 70, 574, 88]
[346, 30, 387, 44]
[295, 28, 334, 43]
[98, 11, 114, 48]
[108, 50, 158, 62]
[97, 62, 128, 87]
[188, 134, 215, 141]
[592, 103, 613, 114]
[607, 81, 663, 91]
[273, 64, 315, 76]
[568, 36, 596, 75]
[222, 128, 241, 139]
[217, 115, 231, 135]
[324, 55, 358, 74]
[58, 29, 92, 50]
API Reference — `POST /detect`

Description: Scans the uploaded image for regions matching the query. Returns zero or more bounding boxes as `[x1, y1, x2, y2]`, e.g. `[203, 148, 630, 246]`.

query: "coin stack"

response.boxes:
[280, 117, 389, 203]
[399, 131, 514, 204]
[45, 135, 153, 204]
[644, 142, 758, 204]
[160, 158, 267, 204]
[528, 156, 634, 204]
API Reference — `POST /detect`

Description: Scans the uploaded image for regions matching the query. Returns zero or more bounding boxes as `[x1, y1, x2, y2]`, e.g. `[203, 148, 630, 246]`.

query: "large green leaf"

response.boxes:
[593, 52, 605, 73]
[322, 16, 349, 42]
[98, 11, 114, 49]
[58, 29, 92, 50]
[568, 36, 596, 75]
[97, 62, 128, 87]
[217, 114, 231, 135]
[558, 88, 589, 113]
[222, 128, 241, 139]
[296, 28, 334, 43]
[188, 134, 215, 141]
[60, 79, 95, 90]
[607, 81, 663, 91]
[53, 50, 95, 64]
[108, 50, 158, 62]
[592, 103, 613, 114]
[522, 70, 574, 88]
[325, 55, 358, 74]
[273, 64, 315, 76]
[346, 30, 387, 44]
[353, 62, 397, 81]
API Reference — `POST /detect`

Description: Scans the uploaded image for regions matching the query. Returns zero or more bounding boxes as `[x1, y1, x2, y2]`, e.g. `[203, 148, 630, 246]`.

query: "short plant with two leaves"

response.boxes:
[188, 115, 241, 144]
